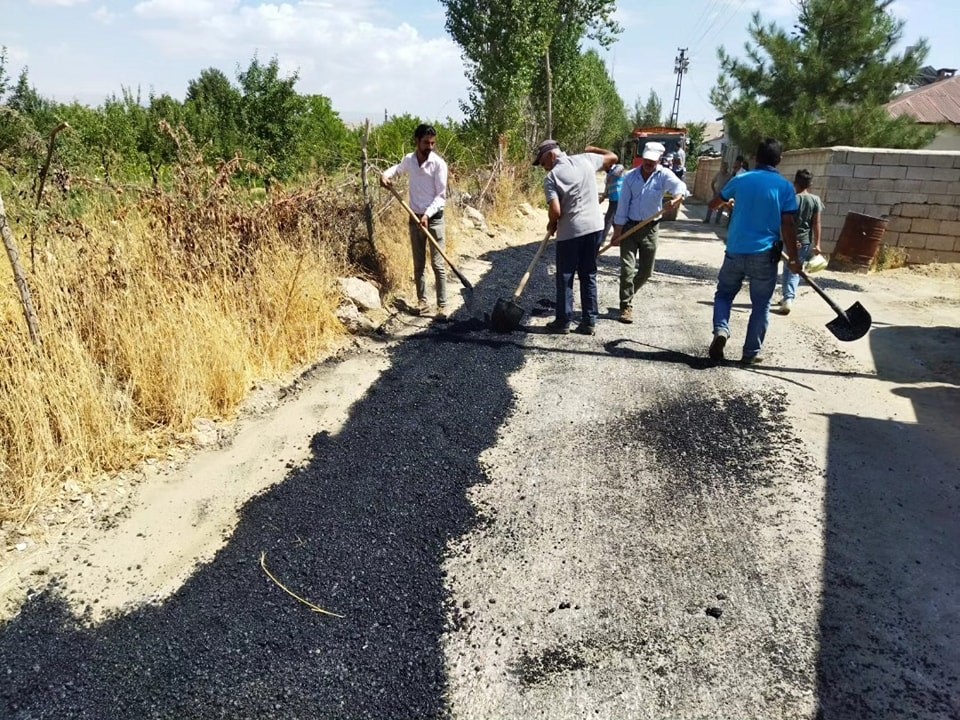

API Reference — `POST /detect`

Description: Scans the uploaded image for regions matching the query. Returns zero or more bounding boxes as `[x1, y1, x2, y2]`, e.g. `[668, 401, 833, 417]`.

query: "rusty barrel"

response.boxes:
[833, 212, 888, 268]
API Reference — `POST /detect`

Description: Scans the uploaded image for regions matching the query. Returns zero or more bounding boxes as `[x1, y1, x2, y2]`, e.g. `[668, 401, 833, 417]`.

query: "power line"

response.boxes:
[710, 0, 751, 45]
[684, 0, 728, 52]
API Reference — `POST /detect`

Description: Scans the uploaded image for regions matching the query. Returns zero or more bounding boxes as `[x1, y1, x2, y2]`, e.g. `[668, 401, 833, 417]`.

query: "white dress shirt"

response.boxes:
[383, 151, 448, 218]
[613, 166, 688, 225]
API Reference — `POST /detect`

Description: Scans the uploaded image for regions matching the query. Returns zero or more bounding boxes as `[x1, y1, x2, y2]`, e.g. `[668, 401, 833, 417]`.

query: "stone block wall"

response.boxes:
[693, 157, 721, 201]
[692, 146, 960, 264]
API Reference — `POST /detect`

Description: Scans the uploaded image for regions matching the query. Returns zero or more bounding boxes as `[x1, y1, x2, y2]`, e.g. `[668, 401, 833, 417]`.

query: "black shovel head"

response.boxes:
[491, 297, 524, 333]
[826, 301, 872, 342]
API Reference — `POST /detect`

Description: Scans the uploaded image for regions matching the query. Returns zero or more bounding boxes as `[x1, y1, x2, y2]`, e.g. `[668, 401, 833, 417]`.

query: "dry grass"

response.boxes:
[0, 146, 525, 525]
[874, 244, 909, 271]
[0, 153, 354, 523]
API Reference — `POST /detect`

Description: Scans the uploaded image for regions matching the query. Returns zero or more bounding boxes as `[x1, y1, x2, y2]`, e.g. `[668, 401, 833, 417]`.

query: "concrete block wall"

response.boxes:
[693, 157, 721, 201]
[693, 146, 960, 264]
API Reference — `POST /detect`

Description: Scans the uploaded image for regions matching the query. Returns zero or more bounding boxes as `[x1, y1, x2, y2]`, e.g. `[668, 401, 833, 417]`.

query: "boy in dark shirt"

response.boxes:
[777, 169, 823, 315]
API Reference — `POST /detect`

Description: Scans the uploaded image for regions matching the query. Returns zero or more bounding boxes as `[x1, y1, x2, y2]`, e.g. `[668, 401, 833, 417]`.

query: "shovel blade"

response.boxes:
[491, 297, 524, 333]
[826, 301, 871, 342]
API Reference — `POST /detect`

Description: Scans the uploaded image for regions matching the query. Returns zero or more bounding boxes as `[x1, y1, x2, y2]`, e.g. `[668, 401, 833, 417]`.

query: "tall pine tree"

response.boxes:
[710, 0, 933, 151]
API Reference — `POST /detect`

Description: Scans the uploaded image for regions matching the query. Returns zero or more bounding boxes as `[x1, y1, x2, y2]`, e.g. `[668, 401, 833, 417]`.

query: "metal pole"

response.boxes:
[669, 48, 689, 127]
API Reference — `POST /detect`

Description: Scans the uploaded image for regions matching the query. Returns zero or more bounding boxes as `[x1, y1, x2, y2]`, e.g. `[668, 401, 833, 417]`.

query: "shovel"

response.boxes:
[596, 203, 675, 256]
[381, 180, 474, 294]
[782, 253, 871, 341]
[490, 231, 553, 333]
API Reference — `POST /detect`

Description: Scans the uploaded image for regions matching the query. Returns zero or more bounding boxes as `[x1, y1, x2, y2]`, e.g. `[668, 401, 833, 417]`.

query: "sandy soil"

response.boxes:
[1, 198, 958, 718]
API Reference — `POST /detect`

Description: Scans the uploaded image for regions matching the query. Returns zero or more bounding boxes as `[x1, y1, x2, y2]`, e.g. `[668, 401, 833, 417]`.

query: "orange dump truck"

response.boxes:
[621, 126, 688, 168]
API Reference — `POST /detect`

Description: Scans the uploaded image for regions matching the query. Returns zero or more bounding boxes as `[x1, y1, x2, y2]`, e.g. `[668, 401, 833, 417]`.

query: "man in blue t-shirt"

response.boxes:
[706, 138, 800, 364]
[600, 163, 625, 243]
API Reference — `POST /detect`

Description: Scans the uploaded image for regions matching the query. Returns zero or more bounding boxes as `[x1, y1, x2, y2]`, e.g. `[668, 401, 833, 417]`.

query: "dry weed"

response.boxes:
[874, 244, 909, 271]
[0, 141, 359, 523]
[1, 143, 525, 525]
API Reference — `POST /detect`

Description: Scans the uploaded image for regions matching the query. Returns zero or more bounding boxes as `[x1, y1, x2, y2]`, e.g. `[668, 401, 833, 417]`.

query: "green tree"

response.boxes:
[296, 94, 352, 172]
[0, 51, 42, 158]
[632, 90, 663, 127]
[8, 68, 56, 132]
[54, 102, 105, 174]
[710, 0, 933, 150]
[439, 0, 621, 156]
[183, 67, 244, 162]
[98, 89, 150, 180]
[236, 56, 307, 178]
[440, 1, 545, 153]
[142, 92, 184, 177]
[0, 46, 9, 100]
[540, 49, 627, 152]
[538, 0, 622, 138]
[683, 120, 707, 171]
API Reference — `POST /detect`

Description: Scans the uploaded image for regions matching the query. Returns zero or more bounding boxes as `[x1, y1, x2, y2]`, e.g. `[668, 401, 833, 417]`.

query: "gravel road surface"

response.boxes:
[2, 207, 958, 719]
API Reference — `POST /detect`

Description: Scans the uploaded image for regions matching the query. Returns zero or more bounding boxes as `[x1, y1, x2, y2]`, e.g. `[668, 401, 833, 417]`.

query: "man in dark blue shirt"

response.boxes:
[706, 138, 800, 364]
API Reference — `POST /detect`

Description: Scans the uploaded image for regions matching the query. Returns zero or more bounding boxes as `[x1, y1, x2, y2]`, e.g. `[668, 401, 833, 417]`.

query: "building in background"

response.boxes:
[885, 68, 960, 151]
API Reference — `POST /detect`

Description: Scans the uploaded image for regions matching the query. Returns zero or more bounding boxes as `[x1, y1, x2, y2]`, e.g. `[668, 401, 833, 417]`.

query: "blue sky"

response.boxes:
[4, 0, 953, 127]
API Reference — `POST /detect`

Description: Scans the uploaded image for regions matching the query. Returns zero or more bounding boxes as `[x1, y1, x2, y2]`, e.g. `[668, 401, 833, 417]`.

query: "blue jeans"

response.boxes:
[781, 243, 813, 300]
[713, 250, 778, 358]
[555, 230, 603, 326]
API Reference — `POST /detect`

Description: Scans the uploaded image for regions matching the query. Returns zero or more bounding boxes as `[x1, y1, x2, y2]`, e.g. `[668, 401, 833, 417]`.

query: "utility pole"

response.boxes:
[669, 48, 689, 128]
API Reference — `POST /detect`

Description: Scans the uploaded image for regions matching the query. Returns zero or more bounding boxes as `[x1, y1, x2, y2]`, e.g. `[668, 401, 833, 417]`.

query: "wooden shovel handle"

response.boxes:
[513, 232, 553, 301]
[781, 252, 848, 319]
[597, 208, 665, 256]
[381, 177, 474, 290]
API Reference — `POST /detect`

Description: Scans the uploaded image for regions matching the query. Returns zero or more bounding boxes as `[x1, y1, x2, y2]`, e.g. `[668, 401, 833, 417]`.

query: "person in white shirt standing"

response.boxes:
[381, 124, 449, 318]
[610, 142, 687, 324]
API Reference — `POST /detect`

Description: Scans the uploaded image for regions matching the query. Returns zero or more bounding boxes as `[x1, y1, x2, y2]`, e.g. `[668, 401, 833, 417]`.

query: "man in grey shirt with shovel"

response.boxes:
[533, 139, 619, 335]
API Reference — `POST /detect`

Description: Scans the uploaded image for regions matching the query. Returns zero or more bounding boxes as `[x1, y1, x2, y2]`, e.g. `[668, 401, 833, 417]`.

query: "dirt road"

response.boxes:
[1, 204, 959, 719]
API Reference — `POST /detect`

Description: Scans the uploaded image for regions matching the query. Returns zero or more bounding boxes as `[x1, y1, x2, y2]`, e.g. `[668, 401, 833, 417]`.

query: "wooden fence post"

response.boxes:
[31, 121, 70, 270]
[0, 192, 42, 346]
[360, 119, 376, 248]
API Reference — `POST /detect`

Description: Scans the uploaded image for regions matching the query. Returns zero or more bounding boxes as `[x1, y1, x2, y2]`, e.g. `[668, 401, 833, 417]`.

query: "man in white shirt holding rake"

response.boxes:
[382, 124, 449, 318]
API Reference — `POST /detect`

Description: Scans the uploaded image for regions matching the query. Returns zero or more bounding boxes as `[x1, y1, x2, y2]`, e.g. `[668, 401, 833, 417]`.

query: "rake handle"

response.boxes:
[597, 205, 670, 256]
[382, 178, 474, 290]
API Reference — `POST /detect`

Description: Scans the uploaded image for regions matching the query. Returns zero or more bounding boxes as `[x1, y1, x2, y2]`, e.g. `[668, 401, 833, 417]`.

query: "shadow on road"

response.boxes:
[869, 325, 960, 385]
[818, 405, 960, 718]
[0, 241, 551, 720]
[817, 323, 960, 717]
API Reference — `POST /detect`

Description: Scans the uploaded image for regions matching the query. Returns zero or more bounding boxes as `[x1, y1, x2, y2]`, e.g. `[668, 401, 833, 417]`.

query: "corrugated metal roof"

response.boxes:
[885, 74, 960, 124]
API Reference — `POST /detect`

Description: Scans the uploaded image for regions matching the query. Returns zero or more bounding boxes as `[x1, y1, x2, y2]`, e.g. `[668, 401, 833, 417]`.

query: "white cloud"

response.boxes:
[134, 0, 241, 21]
[92, 5, 116, 23]
[132, 1, 466, 120]
[29, 0, 90, 6]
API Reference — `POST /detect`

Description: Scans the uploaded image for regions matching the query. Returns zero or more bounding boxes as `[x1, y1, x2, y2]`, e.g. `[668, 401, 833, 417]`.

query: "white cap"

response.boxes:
[641, 142, 666, 161]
